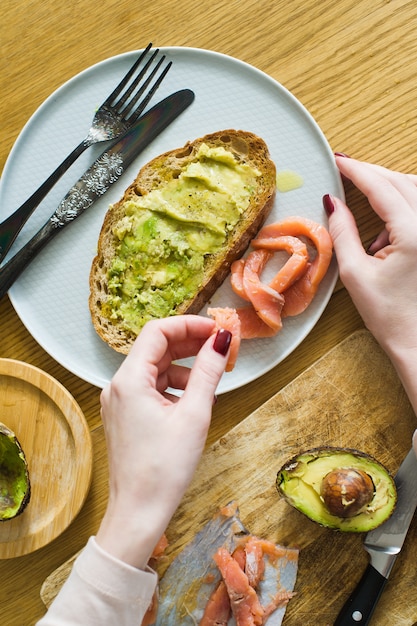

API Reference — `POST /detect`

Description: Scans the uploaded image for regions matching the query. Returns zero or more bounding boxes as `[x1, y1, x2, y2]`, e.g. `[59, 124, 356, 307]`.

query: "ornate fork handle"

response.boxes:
[0, 139, 92, 263]
[0, 44, 171, 264]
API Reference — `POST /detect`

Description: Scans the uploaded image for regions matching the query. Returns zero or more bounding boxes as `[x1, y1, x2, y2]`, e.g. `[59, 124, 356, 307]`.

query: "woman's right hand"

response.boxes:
[324, 156, 417, 417]
[325, 156, 417, 355]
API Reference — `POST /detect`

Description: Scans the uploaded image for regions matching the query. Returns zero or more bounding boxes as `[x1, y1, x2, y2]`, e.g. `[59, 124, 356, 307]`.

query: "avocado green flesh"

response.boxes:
[277, 449, 397, 532]
[104, 143, 260, 335]
[0, 425, 30, 521]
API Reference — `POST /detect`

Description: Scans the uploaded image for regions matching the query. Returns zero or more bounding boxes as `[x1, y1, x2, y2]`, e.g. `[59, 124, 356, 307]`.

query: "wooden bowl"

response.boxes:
[0, 359, 92, 558]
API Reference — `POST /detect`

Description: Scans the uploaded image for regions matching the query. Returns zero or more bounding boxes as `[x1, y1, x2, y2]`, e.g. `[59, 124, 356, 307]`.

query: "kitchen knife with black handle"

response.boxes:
[334, 447, 417, 625]
[0, 88, 194, 299]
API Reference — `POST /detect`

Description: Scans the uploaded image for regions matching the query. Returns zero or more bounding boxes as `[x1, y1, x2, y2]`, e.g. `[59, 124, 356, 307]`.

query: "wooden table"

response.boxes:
[1, 0, 417, 623]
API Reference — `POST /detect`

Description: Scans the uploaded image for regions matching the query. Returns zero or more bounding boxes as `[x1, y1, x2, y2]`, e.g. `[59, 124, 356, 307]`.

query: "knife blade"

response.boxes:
[334, 447, 417, 625]
[0, 88, 194, 299]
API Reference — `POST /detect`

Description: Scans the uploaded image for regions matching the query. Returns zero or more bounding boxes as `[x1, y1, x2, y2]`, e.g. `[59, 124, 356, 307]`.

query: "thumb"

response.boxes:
[323, 193, 367, 275]
[181, 329, 231, 408]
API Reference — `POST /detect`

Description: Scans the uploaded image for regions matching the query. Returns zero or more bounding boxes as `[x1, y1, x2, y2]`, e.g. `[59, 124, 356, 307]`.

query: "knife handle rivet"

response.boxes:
[352, 610, 363, 622]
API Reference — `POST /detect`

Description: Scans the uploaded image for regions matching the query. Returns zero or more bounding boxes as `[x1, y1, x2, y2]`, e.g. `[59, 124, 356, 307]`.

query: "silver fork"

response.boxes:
[0, 43, 172, 263]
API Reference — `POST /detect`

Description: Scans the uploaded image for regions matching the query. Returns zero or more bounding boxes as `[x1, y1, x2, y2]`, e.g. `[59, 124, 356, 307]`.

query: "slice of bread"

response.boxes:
[89, 130, 276, 354]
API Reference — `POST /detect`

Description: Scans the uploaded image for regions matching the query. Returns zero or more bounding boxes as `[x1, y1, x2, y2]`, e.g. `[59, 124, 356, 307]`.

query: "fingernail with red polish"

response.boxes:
[323, 194, 335, 216]
[213, 329, 232, 356]
[334, 152, 351, 158]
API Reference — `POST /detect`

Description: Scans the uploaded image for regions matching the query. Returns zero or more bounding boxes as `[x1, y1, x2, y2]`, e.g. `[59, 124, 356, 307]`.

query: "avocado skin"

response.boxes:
[0, 422, 31, 522]
[276, 446, 397, 533]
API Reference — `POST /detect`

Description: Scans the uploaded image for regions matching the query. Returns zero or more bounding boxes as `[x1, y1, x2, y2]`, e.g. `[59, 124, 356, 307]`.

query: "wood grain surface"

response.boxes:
[40, 331, 417, 625]
[2, 0, 417, 623]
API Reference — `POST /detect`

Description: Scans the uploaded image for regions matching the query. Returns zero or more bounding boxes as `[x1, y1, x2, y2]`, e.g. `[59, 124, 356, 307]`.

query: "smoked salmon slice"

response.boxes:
[208, 217, 332, 370]
[207, 307, 241, 372]
[236, 307, 278, 340]
[151, 533, 168, 558]
[210, 538, 298, 626]
[155, 502, 248, 625]
[200, 545, 246, 626]
[254, 217, 333, 317]
[251, 235, 309, 293]
[213, 547, 265, 626]
[199, 580, 231, 626]
[244, 537, 266, 589]
[241, 250, 284, 333]
[141, 534, 169, 625]
[155, 503, 298, 625]
[230, 250, 284, 335]
[230, 258, 249, 301]
[208, 305, 276, 350]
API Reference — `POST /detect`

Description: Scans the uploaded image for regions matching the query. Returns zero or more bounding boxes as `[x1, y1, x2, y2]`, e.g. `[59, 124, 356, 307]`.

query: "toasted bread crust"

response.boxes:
[89, 130, 276, 353]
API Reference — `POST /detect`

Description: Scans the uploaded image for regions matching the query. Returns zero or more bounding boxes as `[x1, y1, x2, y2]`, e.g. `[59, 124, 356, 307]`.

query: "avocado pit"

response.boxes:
[320, 468, 375, 518]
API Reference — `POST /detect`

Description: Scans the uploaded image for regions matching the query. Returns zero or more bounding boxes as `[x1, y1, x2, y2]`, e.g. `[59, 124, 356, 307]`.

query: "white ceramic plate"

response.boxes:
[0, 47, 343, 393]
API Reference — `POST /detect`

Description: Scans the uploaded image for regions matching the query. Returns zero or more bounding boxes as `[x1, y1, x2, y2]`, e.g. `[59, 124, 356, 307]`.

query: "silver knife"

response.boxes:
[334, 447, 417, 625]
[0, 88, 194, 299]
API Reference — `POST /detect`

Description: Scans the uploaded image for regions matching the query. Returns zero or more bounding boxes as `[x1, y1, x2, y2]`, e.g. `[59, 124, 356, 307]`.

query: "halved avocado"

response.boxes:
[0, 422, 31, 521]
[276, 447, 397, 532]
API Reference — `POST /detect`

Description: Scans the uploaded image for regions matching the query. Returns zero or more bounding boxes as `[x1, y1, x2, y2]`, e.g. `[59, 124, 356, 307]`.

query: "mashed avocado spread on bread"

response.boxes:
[89, 130, 276, 354]
[103, 143, 261, 334]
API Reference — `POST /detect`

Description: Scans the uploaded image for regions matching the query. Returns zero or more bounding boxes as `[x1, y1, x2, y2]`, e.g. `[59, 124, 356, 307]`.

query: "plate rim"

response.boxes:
[0, 358, 93, 558]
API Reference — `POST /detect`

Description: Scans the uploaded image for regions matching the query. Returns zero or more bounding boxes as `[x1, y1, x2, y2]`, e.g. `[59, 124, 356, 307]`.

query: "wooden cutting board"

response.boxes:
[41, 330, 417, 625]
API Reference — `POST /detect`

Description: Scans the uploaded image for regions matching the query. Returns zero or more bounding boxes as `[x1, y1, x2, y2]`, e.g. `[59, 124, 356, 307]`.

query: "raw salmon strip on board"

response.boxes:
[214, 547, 265, 625]
[211, 539, 298, 626]
[150, 533, 168, 558]
[154, 503, 298, 625]
[199, 580, 231, 626]
[155, 502, 248, 625]
[253, 216, 333, 316]
[199, 545, 247, 626]
[141, 534, 169, 625]
[244, 536, 266, 589]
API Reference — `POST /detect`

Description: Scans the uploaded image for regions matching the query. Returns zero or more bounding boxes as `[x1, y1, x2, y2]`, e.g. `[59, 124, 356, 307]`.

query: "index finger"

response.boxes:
[117, 315, 216, 378]
[336, 157, 417, 223]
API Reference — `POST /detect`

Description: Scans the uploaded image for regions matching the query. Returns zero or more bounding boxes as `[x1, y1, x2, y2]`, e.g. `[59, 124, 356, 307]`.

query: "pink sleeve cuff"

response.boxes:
[36, 536, 158, 625]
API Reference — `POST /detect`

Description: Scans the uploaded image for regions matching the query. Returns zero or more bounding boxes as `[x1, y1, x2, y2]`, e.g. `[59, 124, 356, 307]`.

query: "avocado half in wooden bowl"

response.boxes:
[0, 422, 31, 521]
[276, 447, 397, 532]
